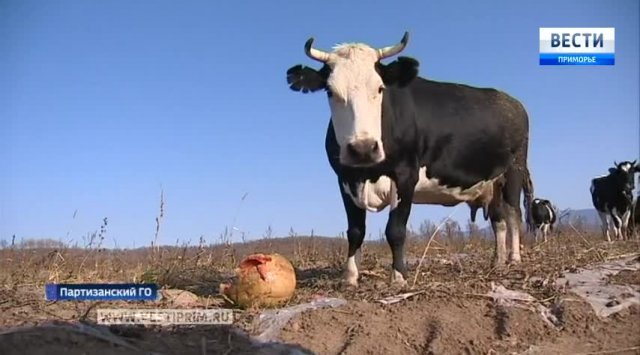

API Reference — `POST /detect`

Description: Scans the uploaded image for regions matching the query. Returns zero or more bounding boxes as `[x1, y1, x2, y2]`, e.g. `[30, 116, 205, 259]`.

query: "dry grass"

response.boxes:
[1, 195, 638, 324]
[1, 218, 639, 354]
[1, 220, 637, 305]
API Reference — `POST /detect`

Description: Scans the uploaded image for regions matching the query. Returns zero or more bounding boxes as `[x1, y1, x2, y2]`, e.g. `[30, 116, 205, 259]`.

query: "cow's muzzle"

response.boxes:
[343, 138, 383, 166]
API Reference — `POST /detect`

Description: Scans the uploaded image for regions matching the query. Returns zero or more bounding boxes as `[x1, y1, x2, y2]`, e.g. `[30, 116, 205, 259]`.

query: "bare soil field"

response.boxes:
[0, 231, 639, 355]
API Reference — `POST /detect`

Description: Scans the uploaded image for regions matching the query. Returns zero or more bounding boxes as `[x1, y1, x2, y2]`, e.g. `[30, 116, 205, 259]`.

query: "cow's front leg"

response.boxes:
[339, 180, 367, 287]
[597, 211, 611, 242]
[385, 174, 417, 287]
[611, 212, 623, 241]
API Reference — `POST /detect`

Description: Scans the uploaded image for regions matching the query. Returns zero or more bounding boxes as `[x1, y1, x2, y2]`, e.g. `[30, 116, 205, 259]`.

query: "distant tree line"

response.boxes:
[0, 237, 67, 249]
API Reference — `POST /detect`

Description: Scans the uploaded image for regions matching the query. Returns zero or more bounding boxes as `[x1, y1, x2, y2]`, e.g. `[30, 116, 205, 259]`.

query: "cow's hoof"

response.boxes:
[389, 280, 408, 292]
[493, 257, 507, 268]
[340, 280, 358, 292]
[493, 264, 506, 271]
[342, 279, 358, 289]
[389, 270, 408, 288]
[342, 273, 359, 289]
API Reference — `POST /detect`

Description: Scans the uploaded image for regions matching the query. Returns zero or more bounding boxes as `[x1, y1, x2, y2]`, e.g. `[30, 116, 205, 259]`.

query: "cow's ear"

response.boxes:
[380, 56, 419, 88]
[286, 64, 329, 93]
[609, 167, 617, 175]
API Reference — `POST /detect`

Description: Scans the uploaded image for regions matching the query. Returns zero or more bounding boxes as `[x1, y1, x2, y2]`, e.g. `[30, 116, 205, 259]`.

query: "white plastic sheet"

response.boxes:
[484, 283, 561, 326]
[484, 255, 640, 322]
[253, 297, 347, 343]
[487, 283, 537, 304]
[554, 255, 640, 317]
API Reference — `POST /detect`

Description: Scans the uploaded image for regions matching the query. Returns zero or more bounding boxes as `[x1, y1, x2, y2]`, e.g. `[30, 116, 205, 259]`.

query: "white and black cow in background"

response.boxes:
[590, 160, 640, 242]
[286, 32, 534, 287]
[630, 194, 640, 237]
[530, 198, 556, 242]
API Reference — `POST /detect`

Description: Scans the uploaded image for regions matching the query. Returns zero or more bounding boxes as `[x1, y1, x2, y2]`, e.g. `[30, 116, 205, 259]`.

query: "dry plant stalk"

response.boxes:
[153, 188, 165, 256]
[77, 218, 108, 278]
[411, 205, 460, 288]
[578, 345, 640, 355]
[568, 222, 605, 262]
[46, 251, 66, 284]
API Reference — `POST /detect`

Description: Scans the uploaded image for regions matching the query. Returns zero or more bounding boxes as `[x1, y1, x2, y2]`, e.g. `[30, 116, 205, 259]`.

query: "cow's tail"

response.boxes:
[522, 165, 535, 234]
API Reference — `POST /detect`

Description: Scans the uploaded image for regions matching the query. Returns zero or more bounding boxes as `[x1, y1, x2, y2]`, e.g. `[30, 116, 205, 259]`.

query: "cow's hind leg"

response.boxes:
[621, 210, 631, 241]
[503, 167, 524, 263]
[488, 180, 508, 267]
[537, 223, 545, 242]
[611, 210, 623, 241]
[339, 180, 367, 287]
[542, 223, 550, 242]
[489, 206, 508, 266]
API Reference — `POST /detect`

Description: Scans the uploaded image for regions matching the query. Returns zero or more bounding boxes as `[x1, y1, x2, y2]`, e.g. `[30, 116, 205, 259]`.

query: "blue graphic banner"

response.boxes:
[45, 283, 158, 301]
[539, 53, 615, 66]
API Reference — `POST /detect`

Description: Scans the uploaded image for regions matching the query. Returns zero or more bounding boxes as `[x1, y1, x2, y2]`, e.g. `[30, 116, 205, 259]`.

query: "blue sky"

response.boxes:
[1, 0, 638, 247]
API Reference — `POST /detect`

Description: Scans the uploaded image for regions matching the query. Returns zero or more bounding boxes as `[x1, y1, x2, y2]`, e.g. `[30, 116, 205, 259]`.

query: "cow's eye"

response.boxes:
[378, 85, 385, 94]
[326, 88, 333, 98]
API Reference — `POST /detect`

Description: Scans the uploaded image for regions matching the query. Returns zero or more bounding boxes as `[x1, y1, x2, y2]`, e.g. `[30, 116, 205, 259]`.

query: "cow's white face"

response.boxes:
[326, 44, 386, 166]
[286, 32, 415, 167]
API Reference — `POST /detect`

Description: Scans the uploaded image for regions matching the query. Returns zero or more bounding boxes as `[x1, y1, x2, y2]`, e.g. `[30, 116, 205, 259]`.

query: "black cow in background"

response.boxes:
[628, 193, 640, 237]
[530, 198, 556, 242]
[590, 160, 640, 242]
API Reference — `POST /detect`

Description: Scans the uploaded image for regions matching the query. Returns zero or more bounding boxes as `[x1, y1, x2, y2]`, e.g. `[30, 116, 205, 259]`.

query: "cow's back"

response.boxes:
[393, 77, 529, 189]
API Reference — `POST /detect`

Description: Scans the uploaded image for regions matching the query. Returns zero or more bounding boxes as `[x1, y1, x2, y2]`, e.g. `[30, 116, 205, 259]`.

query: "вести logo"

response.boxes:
[539, 27, 615, 66]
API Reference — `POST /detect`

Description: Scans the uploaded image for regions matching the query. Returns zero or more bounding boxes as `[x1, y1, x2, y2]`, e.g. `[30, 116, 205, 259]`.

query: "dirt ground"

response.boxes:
[1, 233, 639, 355]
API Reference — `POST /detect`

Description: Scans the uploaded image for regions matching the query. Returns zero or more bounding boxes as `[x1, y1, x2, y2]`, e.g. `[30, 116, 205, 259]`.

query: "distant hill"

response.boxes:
[475, 207, 601, 235]
[560, 208, 600, 226]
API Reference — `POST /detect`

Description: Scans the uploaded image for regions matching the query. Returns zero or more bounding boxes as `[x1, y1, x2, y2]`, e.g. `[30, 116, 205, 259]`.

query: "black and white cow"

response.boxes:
[530, 198, 556, 242]
[286, 32, 534, 286]
[590, 160, 640, 242]
[630, 195, 640, 237]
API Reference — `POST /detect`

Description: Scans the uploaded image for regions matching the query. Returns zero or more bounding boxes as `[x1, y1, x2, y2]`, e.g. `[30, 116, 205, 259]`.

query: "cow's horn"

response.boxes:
[377, 31, 409, 59]
[304, 37, 331, 63]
